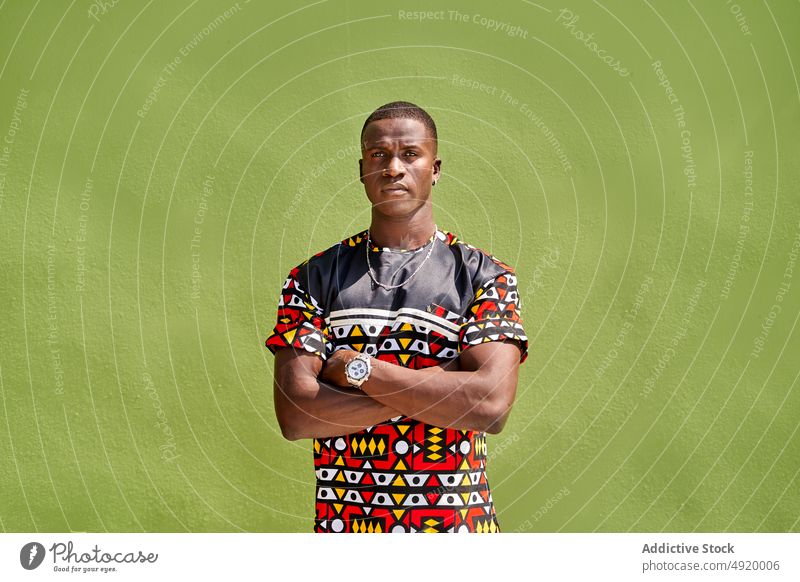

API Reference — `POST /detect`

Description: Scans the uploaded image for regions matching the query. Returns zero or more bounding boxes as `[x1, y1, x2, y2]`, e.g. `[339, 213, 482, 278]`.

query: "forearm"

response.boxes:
[276, 378, 399, 440]
[360, 360, 502, 432]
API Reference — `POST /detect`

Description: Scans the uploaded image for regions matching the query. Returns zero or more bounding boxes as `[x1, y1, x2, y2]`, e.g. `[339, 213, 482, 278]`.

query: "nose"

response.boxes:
[383, 155, 404, 177]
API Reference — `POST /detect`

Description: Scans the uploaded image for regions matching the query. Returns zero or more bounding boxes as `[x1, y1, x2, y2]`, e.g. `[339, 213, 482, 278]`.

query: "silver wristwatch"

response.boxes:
[344, 352, 372, 389]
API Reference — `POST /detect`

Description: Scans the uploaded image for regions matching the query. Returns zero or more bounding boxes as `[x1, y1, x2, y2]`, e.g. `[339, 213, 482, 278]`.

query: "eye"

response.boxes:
[371, 151, 385, 158]
[405, 151, 418, 157]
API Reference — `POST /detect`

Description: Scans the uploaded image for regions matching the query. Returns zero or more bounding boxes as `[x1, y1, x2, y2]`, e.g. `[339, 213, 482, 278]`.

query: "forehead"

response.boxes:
[362, 117, 435, 148]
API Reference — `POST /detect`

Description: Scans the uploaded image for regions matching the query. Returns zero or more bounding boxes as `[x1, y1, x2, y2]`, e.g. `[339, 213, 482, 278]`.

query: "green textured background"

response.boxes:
[1, 0, 798, 533]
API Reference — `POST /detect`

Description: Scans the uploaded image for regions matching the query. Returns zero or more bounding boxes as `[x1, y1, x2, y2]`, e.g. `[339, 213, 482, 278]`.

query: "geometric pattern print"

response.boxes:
[312, 416, 501, 533]
[265, 264, 330, 359]
[326, 307, 461, 370]
[458, 273, 529, 364]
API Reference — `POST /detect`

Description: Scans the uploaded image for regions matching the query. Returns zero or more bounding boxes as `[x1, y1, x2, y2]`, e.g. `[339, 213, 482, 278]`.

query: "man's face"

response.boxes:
[359, 117, 441, 219]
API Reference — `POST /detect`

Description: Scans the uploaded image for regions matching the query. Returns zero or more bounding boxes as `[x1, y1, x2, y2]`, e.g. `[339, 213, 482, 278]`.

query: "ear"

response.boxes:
[432, 158, 442, 182]
[358, 158, 364, 184]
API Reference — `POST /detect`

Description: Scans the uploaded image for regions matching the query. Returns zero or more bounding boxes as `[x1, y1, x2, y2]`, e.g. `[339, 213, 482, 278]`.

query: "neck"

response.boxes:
[368, 205, 436, 250]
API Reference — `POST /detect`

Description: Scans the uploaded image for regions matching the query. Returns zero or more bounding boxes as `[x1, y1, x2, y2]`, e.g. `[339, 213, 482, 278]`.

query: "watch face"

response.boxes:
[348, 360, 368, 380]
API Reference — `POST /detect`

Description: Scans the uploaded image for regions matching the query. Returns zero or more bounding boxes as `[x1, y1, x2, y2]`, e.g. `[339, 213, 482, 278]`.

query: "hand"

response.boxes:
[320, 349, 359, 388]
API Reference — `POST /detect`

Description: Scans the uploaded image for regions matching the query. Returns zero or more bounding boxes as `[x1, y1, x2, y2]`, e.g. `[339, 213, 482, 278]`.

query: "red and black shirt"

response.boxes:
[265, 228, 528, 533]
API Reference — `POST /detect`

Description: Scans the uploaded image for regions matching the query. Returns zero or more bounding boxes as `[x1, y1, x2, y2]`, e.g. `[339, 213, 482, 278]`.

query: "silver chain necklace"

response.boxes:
[366, 225, 438, 290]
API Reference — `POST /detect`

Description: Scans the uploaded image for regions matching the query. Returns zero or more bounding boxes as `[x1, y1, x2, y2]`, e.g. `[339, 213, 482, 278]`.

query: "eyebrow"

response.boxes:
[363, 140, 427, 149]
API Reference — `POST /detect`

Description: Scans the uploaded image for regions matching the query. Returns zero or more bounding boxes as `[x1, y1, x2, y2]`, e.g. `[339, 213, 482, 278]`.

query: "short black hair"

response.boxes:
[360, 101, 438, 148]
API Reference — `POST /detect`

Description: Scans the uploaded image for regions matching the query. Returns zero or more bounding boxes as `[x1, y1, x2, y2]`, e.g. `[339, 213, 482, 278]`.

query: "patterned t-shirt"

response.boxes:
[265, 228, 528, 533]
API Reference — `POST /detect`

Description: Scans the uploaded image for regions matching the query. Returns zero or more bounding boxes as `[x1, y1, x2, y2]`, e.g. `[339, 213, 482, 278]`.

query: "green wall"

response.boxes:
[1, 0, 798, 532]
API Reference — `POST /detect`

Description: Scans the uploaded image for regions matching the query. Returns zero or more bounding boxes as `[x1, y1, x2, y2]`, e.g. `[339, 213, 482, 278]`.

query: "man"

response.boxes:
[265, 101, 528, 533]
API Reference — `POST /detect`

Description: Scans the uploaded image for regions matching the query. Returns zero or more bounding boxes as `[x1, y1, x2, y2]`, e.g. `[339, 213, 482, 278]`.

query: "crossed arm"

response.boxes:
[272, 341, 522, 441]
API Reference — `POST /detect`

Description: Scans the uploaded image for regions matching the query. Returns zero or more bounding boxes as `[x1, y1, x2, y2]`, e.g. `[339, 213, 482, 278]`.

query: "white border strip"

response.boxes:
[2, 534, 797, 581]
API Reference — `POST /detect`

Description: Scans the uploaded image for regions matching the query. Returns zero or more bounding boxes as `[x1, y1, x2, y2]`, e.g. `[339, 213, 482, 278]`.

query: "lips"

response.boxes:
[382, 184, 409, 193]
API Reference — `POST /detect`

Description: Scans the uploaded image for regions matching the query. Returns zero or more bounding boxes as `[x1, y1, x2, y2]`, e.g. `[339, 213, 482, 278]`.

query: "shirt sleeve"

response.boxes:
[458, 271, 529, 364]
[264, 265, 330, 360]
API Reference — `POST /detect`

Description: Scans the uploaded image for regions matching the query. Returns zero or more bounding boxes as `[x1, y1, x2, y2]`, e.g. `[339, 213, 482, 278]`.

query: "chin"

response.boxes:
[369, 189, 427, 213]
[372, 199, 426, 218]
